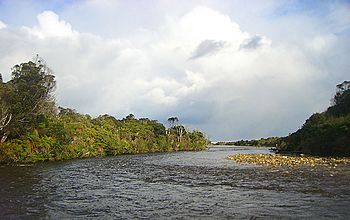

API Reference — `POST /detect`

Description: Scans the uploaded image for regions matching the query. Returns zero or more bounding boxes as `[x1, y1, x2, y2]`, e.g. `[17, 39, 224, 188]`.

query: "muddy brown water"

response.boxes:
[1, 146, 349, 219]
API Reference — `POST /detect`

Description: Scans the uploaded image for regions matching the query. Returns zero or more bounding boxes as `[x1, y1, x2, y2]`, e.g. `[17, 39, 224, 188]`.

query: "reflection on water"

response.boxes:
[0, 146, 349, 219]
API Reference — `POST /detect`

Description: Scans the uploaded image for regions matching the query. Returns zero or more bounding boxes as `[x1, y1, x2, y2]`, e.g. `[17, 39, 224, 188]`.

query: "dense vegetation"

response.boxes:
[214, 137, 281, 148]
[0, 57, 208, 163]
[216, 81, 350, 156]
[280, 81, 350, 156]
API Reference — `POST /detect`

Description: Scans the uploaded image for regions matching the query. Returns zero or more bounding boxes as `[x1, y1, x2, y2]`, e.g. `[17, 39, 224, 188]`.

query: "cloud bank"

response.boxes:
[0, 2, 349, 141]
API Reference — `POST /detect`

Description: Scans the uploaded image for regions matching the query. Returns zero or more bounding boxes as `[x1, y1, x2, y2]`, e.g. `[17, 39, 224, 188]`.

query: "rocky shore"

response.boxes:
[227, 154, 350, 168]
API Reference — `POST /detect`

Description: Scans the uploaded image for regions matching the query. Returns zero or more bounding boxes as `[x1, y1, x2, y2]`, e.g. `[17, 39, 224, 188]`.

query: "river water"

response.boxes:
[1, 146, 349, 219]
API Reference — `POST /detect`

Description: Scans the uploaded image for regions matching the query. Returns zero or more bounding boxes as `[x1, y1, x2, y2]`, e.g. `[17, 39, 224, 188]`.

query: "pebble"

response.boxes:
[227, 154, 349, 168]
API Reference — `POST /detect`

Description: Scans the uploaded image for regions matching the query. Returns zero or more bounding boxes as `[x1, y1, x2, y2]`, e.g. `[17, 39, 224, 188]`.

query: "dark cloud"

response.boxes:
[240, 35, 263, 50]
[190, 39, 226, 59]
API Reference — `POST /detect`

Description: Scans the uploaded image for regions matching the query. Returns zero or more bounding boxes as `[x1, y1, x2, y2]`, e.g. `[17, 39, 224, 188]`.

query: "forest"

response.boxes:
[0, 57, 208, 163]
[223, 81, 350, 156]
[280, 80, 350, 156]
[214, 137, 280, 148]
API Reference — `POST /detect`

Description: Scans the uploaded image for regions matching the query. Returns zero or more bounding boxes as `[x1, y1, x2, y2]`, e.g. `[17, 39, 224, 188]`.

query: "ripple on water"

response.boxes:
[0, 146, 349, 219]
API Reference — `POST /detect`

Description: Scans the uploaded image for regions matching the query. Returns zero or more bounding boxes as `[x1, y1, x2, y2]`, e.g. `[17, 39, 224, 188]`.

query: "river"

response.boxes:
[0, 146, 349, 219]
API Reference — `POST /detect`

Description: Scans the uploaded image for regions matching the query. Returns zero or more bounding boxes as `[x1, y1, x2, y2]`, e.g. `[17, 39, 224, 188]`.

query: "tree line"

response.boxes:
[214, 137, 280, 148]
[279, 81, 350, 156]
[220, 81, 350, 156]
[0, 57, 208, 163]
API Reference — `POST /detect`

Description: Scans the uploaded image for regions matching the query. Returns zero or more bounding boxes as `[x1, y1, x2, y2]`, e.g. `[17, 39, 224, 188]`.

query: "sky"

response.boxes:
[0, 0, 349, 141]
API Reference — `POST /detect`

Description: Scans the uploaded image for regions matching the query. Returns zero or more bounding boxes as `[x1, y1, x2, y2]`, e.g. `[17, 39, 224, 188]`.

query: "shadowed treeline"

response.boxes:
[217, 81, 350, 156]
[280, 81, 350, 156]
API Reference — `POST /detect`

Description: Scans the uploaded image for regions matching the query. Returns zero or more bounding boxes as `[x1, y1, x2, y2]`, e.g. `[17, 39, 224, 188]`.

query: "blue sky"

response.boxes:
[0, 0, 349, 141]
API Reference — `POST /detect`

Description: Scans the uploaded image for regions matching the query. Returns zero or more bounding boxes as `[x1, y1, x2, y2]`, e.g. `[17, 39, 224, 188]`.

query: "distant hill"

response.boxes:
[279, 81, 350, 156]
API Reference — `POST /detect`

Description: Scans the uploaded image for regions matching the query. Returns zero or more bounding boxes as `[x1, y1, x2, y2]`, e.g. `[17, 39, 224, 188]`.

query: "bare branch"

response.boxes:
[0, 109, 12, 131]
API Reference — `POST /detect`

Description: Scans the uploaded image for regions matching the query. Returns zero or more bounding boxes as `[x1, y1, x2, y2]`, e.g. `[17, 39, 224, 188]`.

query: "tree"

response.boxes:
[0, 107, 12, 143]
[329, 80, 350, 116]
[1, 56, 56, 139]
[174, 125, 185, 142]
[167, 116, 178, 128]
[125, 113, 136, 121]
[281, 80, 350, 156]
[0, 58, 208, 163]
[0, 80, 13, 142]
[336, 81, 350, 95]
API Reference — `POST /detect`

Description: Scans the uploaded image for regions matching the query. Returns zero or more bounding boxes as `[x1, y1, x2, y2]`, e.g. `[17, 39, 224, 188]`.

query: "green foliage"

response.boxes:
[0, 58, 56, 140]
[0, 110, 208, 163]
[0, 58, 208, 164]
[215, 137, 281, 147]
[281, 81, 350, 156]
[328, 82, 350, 116]
[217, 81, 350, 157]
[282, 113, 350, 156]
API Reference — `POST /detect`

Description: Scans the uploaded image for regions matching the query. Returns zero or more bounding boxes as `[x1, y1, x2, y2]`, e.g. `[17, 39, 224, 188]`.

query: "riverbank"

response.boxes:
[227, 154, 350, 168]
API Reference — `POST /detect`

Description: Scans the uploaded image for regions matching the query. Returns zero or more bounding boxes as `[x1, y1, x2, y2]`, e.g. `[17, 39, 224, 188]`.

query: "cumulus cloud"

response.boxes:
[23, 11, 76, 38]
[36, 11, 75, 38]
[0, 3, 349, 141]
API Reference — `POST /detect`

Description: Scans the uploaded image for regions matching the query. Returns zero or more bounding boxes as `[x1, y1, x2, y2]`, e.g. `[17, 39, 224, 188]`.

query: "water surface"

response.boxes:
[1, 146, 349, 219]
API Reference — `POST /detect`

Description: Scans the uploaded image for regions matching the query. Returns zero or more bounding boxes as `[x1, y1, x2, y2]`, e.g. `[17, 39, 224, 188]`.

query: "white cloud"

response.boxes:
[0, 3, 349, 141]
[25, 11, 76, 38]
[0, 21, 6, 29]
[307, 34, 336, 52]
